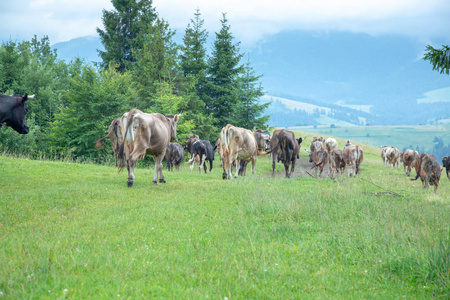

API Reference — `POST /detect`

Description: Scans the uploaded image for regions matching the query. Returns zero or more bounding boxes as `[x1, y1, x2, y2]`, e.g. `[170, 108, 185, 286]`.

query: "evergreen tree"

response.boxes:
[205, 13, 244, 129]
[97, 0, 158, 72]
[234, 59, 270, 129]
[424, 45, 450, 75]
[179, 9, 216, 140]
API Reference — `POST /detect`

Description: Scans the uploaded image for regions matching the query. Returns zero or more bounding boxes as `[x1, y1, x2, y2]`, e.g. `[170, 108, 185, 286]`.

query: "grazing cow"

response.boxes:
[402, 149, 420, 177]
[165, 143, 185, 171]
[442, 156, 450, 180]
[187, 140, 216, 173]
[253, 125, 271, 153]
[383, 146, 400, 169]
[0, 93, 34, 134]
[329, 148, 346, 177]
[96, 117, 124, 166]
[343, 145, 364, 177]
[411, 153, 441, 192]
[269, 129, 300, 178]
[118, 109, 181, 187]
[311, 145, 328, 177]
[219, 124, 258, 179]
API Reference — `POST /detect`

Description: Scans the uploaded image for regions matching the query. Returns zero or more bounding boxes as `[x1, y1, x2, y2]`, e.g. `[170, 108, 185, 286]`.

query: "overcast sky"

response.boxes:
[1, 0, 449, 47]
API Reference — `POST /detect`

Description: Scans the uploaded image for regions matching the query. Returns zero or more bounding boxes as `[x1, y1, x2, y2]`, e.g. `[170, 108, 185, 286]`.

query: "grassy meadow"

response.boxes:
[1, 134, 449, 299]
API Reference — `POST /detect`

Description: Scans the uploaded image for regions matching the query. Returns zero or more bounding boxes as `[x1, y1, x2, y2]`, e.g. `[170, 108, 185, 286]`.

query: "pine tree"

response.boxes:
[205, 13, 244, 129]
[424, 45, 450, 75]
[234, 59, 270, 129]
[97, 0, 158, 72]
[179, 9, 216, 140]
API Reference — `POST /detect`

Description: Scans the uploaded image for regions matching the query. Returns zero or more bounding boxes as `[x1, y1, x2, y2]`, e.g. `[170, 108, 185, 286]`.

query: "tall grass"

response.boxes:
[0, 139, 449, 298]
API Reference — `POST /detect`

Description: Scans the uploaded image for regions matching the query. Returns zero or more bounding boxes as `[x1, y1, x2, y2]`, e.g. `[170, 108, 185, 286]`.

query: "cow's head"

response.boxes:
[8, 94, 33, 134]
[167, 113, 181, 142]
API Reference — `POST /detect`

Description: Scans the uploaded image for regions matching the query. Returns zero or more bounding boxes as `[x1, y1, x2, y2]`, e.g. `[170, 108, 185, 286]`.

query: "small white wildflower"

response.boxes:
[224, 297, 229, 300]
[0, 291, 4, 297]
[63, 289, 68, 294]
[264, 269, 267, 272]
[76, 248, 79, 252]
[152, 227, 154, 230]
[365, 270, 368, 273]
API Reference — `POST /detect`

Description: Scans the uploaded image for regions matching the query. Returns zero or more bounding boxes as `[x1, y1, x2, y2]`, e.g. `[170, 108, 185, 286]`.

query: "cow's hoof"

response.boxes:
[127, 180, 134, 187]
[152, 180, 158, 185]
[159, 178, 166, 183]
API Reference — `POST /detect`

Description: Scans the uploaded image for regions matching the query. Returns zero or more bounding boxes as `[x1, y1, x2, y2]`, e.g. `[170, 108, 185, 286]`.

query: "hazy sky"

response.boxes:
[1, 0, 449, 46]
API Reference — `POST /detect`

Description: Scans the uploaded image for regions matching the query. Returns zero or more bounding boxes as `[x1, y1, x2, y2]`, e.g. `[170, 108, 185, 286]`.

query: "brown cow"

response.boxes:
[383, 146, 400, 169]
[96, 117, 124, 166]
[442, 156, 450, 180]
[269, 129, 300, 178]
[325, 137, 338, 172]
[402, 149, 419, 177]
[118, 109, 181, 187]
[411, 153, 441, 192]
[311, 146, 328, 177]
[343, 145, 363, 177]
[219, 124, 258, 179]
[329, 148, 346, 177]
[309, 137, 324, 162]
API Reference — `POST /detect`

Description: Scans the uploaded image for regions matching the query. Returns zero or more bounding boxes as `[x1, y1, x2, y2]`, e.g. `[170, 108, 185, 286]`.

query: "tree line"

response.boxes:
[0, 0, 269, 162]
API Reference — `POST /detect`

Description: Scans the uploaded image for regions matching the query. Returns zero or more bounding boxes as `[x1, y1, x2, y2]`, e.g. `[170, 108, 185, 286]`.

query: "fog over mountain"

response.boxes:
[52, 30, 450, 126]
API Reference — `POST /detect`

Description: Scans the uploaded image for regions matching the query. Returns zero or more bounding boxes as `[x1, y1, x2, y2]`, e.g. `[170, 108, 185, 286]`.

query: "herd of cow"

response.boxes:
[380, 146, 449, 192]
[0, 93, 448, 192]
[93, 108, 371, 187]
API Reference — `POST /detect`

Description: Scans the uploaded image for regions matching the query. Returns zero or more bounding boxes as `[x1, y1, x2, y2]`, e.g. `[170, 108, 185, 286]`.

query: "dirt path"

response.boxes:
[268, 155, 332, 178]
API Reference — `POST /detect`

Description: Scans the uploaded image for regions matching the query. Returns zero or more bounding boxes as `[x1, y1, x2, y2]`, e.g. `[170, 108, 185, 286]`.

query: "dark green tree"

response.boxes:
[97, 0, 158, 72]
[424, 45, 450, 75]
[179, 9, 216, 139]
[234, 59, 270, 129]
[204, 13, 244, 129]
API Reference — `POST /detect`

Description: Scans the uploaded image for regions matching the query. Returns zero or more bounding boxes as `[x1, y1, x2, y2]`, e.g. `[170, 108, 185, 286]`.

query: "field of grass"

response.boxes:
[1, 137, 449, 298]
[290, 124, 450, 153]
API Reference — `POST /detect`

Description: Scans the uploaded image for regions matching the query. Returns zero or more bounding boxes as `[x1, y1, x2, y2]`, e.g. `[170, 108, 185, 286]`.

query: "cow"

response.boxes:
[311, 145, 328, 177]
[343, 145, 363, 177]
[411, 153, 441, 192]
[268, 129, 300, 178]
[187, 140, 216, 174]
[96, 117, 124, 166]
[329, 148, 346, 177]
[165, 143, 185, 171]
[309, 137, 324, 162]
[219, 124, 258, 180]
[253, 125, 271, 153]
[118, 109, 181, 187]
[325, 137, 338, 172]
[0, 93, 34, 134]
[383, 146, 400, 169]
[443, 156, 450, 180]
[402, 149, 420, 177]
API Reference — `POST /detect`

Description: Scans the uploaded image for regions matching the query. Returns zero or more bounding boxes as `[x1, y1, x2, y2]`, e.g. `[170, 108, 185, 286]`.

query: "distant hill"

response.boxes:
[51, 31, 450, 126]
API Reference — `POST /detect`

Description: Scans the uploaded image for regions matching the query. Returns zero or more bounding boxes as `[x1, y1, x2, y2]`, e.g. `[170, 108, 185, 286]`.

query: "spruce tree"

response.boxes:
[97, 0, 158, 72]
[205, 13, 244, 129]
[234, 59, 270, 129]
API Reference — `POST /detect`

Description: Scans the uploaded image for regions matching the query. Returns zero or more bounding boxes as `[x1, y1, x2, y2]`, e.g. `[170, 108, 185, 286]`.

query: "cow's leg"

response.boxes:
[233, 158, 240, 178]
[250, 158, 256, 175]
[447, 169, 450, 180]
[189, 154, 195, 172]
[153, 153, 166, 184]
[126, 158, 136, 187]
[200, 154, 206, 174]
[208, 159, 213, 173]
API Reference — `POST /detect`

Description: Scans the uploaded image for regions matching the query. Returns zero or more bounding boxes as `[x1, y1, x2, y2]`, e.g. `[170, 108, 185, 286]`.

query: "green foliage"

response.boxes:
[97, 0, 158, 72]
[424, 45, 450, 75]
[47, 65, 135, 160]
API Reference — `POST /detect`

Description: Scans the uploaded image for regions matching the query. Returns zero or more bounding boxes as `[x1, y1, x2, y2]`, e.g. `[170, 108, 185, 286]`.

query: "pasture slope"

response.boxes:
[0, 132, 449, 299]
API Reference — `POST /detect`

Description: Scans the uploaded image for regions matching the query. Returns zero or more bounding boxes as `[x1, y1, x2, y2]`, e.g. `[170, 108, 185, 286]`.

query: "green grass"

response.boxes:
[1, 139, 449, 299]
[290, 124, 450, 153]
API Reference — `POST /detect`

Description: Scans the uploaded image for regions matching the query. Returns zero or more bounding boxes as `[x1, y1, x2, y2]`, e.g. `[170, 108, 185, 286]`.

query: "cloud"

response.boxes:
[1, 0, 449, 45]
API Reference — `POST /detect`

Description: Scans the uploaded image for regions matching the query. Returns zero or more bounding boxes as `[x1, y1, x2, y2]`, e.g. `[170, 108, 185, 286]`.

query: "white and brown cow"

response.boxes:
[383, 146, 400, 169]
[329, 148, 346, 177]
[325, 137, 338, 173]
[311, 145, 328, 177]
[343, 145, 364, 177]
[219, 124, 258, 180]
[411, 153, 441, 192]
[402, 149, 419, 177]
[118, 109, 181, 187]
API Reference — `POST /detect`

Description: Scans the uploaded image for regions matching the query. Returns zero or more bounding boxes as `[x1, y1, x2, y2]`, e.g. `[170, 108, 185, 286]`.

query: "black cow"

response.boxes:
[165, 143, 185, 171]
[442, 156, 450, 180]
[269, 129, 300, 178]
[0, 93, 34, 134]
[187, 140, 216, 174]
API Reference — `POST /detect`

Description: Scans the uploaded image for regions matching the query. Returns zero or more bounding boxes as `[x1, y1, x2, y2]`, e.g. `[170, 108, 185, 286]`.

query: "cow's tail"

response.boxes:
[95, 134, 109, 149]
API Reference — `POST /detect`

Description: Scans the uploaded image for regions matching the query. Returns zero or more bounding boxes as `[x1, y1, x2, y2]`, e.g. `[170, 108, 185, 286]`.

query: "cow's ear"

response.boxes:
[174, 113, 181, 123]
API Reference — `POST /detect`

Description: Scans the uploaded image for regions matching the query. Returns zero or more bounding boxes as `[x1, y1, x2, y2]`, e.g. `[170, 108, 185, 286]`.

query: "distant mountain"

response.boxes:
[51, 31, 450, 126]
